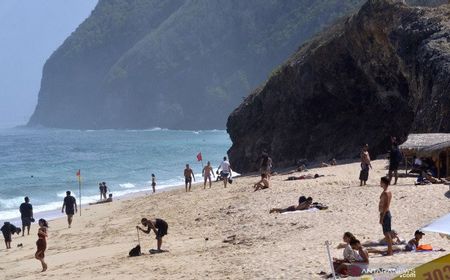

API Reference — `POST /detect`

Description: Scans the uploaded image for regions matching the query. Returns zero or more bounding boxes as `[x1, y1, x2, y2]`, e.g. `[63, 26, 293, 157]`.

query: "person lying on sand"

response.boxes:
[362, 230, 405, 247]
[269, 196, 312, 213]
[253, 173, 270, 191]
[137, 218, 168, 252]
[405, 230, 425, 251]
[335, 239, 369, 277]
[286, 174, 323, 181]
[89, 194, 113, 205]
[321, 159, 337, 167]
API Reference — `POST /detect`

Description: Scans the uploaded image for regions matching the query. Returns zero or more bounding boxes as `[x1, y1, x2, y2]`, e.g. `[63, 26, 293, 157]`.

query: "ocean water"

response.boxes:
[0, 128, 231, 221]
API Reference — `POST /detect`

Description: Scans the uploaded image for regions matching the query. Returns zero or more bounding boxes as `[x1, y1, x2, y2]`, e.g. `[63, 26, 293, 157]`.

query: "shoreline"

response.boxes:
[1, 159, 448, 279]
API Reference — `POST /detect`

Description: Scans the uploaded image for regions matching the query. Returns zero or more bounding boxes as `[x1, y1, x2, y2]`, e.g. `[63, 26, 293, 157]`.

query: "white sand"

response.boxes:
[1, 160, 449, 279]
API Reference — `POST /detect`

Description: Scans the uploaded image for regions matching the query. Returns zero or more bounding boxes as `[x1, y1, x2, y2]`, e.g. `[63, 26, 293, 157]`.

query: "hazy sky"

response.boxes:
[0, 0, 97, 128]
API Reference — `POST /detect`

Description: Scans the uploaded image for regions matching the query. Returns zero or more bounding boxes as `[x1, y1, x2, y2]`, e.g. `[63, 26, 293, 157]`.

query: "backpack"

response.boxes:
[129, 245, 141, 257]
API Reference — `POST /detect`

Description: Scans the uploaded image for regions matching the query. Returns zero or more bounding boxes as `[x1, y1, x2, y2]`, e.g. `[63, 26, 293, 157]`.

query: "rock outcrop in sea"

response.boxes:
[227, 0, 450, 173]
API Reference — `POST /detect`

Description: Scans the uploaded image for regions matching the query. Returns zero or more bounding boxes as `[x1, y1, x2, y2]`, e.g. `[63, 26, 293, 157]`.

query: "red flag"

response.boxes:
[196, 152, 202, 162]
[76, 169, 80, 177]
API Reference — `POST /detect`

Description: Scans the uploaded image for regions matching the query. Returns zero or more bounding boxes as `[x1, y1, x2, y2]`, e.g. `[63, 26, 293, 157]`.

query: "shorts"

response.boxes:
[220, 171, 229, 178]
[204, 175, 211, 181]
[156, 222, 168, 239]
[389, 163, 399, 171]
[382, 211, 392, 234]
[22, 217, 32, 227]
[185, 177, 192, 184]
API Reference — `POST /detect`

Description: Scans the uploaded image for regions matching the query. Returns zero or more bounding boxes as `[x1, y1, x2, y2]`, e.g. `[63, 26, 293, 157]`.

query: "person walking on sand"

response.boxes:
[217, 156, 232, 188]
[388, 143, 402, 185]
[184, 164, 195, 192]
[19, 196, 34, 236]
[202, 161, 215, 189]
[136, 218, 168, 252]
[151, 174, 156, 193]
[35, 218, 49, 272]
[359, 144, 372, 186]
[61, 191, 77, 228]
[379, 176, 393, 256]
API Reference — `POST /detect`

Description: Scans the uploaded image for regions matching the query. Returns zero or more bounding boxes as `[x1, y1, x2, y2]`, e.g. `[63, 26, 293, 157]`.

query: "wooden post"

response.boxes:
[447, 149, 449, 178]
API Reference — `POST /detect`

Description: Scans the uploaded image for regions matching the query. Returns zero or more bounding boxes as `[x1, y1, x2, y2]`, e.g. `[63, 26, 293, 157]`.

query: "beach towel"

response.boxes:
[281, 208, 319, 214]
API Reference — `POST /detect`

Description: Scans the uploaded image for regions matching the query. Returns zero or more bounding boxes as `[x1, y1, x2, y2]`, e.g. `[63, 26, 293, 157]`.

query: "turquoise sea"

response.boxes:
[0, 128, 231, 221]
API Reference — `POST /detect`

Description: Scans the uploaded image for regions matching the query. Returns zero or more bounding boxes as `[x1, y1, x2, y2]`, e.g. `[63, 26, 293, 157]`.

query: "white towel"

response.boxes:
[281, 207, 319, 214]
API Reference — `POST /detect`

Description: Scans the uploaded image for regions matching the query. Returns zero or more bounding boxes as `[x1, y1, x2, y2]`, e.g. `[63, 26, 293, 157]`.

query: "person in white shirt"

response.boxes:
[217, 156, 232, 188]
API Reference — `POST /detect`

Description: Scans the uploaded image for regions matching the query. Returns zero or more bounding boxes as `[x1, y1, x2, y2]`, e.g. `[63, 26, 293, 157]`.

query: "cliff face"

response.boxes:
[227, 0, 450, 173]
[28, 0, 365, 129]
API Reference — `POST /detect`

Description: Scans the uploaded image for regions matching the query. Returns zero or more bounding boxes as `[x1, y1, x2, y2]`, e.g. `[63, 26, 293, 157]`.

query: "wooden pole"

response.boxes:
[79, 170, 82, 216]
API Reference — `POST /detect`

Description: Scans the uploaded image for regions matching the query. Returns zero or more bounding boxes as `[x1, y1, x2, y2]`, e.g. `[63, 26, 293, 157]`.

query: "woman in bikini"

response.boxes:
[35, 218, 49, 272]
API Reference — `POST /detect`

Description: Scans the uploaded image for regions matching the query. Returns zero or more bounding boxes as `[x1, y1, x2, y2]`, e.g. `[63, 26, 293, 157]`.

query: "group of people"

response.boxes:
[98, 182, 110, 200]
[183, 156, 233, 192]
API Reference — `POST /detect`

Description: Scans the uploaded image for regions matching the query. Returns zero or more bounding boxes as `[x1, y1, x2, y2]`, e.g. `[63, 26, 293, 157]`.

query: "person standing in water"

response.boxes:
[61, 191, 77, 228]
[35, 218, 49, 272]
[151, 174, 156, 193]
[202, 161, 215, 189]
[379, 176, 393, 256]
[184, 164, 195, 192]
[217, 156, 232, 188]
[359, 144, 372, 186]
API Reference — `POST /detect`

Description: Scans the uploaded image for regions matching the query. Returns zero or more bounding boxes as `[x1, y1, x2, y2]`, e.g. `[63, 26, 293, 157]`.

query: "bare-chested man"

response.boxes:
[184, 164, 195, 192]
[379, 176, 393, 255]
[202, 161, 215, 189]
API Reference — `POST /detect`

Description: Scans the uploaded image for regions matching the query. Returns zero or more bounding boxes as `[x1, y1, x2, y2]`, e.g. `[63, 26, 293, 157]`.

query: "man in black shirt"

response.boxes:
[61, 191, 77, 228]
[19, 196, 33, 236]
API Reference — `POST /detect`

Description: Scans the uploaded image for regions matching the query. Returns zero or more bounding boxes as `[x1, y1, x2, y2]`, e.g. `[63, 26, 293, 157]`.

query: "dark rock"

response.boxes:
[227, 0, 450, 173]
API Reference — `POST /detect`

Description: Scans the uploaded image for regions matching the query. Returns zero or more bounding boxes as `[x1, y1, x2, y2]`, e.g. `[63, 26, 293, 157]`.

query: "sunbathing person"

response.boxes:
[89, 194, 113, 205]
[362, 230, 405, 247]
[405, 230, 425, 251]
[335, 239, 369, 277]
[286, 174, 323, 181]
[253, 174, 270, 191]
[269, 196, 313, 213]
[425, 173, 449, 184]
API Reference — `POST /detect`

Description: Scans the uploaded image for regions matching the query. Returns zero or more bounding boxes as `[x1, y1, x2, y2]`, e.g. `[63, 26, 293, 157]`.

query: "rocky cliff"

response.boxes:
[28, 0, 366, 129]
[227, 0, 450, 173]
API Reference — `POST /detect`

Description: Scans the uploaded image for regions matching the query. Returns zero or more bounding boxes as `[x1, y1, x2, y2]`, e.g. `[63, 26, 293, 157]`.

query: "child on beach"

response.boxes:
[137, 218, 168, 252]
[35, 218, 49, 272]
[1, 222, 21, 249]
[151, 174, 156, 193]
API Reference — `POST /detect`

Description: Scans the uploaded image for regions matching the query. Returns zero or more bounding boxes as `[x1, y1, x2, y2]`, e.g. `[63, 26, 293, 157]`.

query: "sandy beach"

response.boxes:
[1, 159, 449, 279]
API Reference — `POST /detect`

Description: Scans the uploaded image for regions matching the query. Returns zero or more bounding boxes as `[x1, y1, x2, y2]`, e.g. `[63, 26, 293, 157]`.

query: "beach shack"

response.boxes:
[399, 133, 450, 178]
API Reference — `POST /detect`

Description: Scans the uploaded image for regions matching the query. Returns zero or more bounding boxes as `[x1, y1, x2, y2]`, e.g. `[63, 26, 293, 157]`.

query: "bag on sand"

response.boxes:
[129, 245, 141, 257]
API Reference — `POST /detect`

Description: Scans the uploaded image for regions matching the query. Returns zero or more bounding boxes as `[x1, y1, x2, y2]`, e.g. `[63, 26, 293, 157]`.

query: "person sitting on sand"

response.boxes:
[253, 173, 270, 191]
[269, 196, 313, 213]
[424, 172, 449, 184]
[405, 230, 425, 251]
[1, 222, 21, 249]
[35, 219, 49, 272]
[334, 232, 359, 269]
[136, 218, 168, 252]
[321, 159, 337, 167]
[335, 239, 369, 277]
[89, 194, 113, 205]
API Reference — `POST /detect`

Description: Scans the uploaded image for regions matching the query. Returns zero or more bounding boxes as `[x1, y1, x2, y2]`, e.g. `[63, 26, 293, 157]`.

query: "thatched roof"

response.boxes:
[400, 133, 450, 156]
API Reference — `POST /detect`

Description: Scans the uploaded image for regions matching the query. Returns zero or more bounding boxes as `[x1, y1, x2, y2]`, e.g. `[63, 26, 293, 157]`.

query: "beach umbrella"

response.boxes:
[421, 212, 450, 236]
